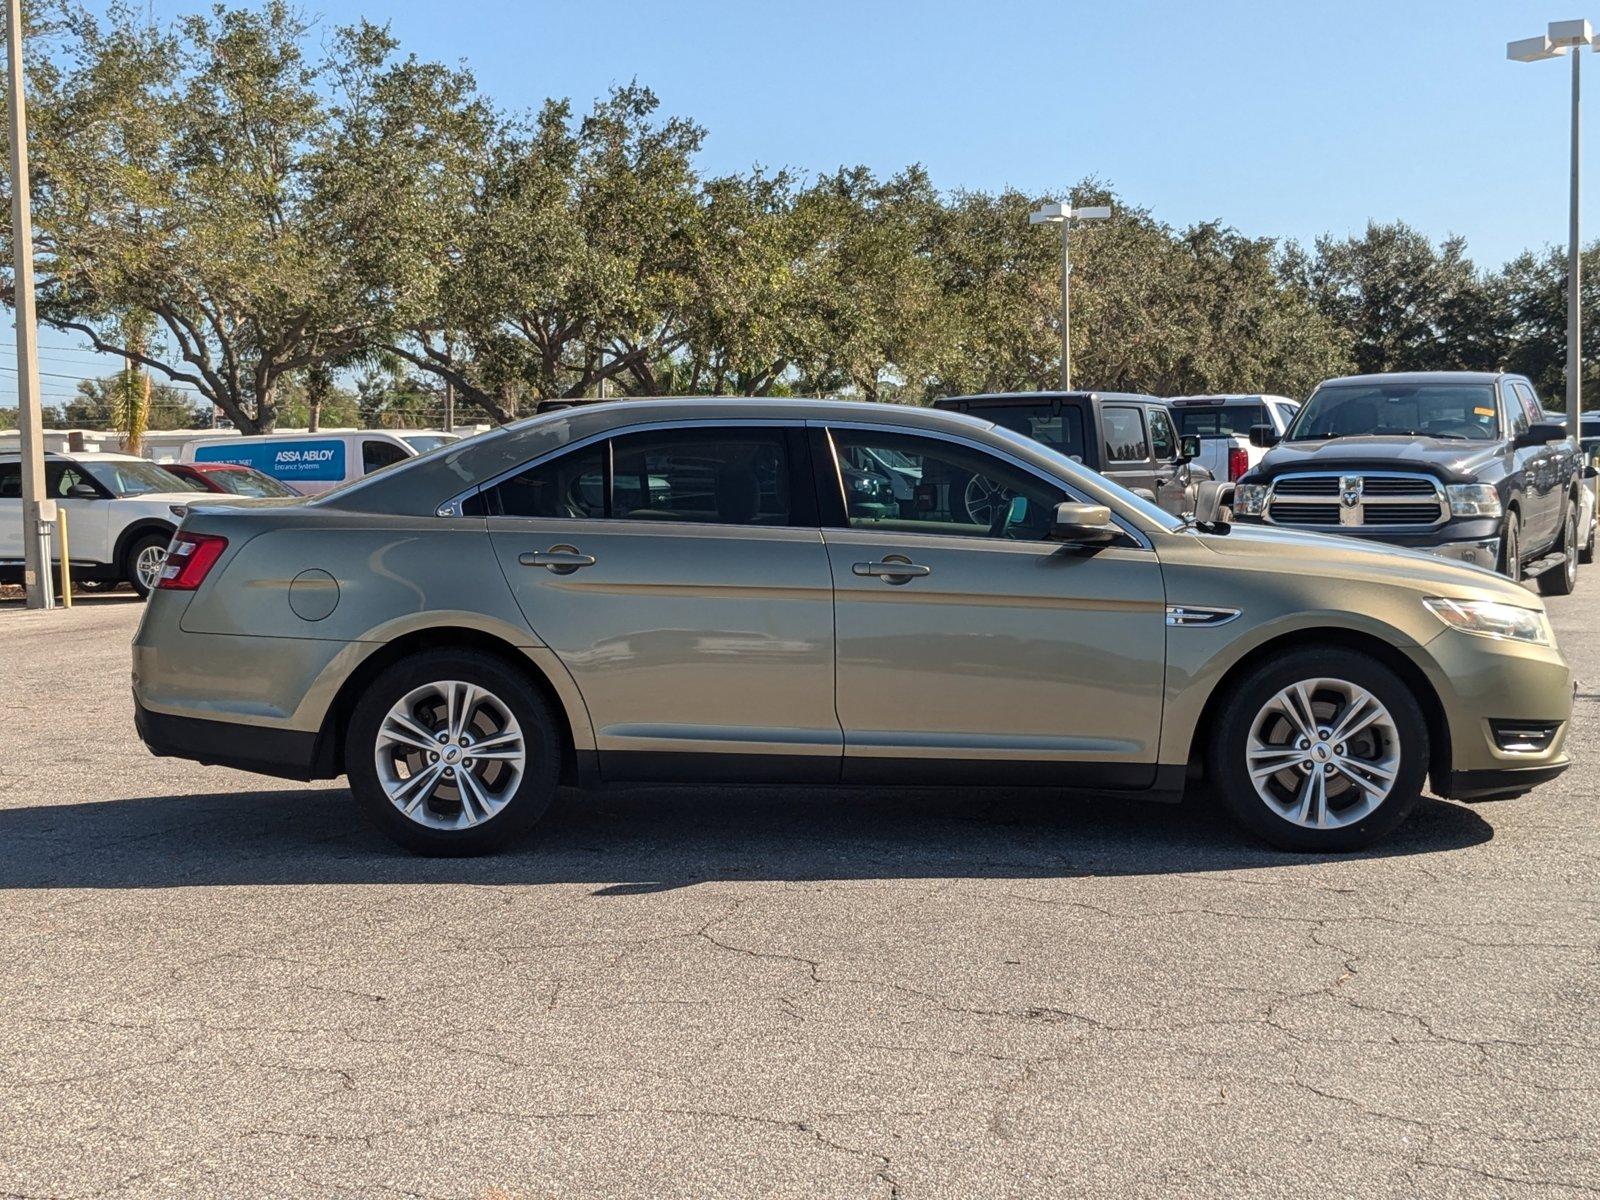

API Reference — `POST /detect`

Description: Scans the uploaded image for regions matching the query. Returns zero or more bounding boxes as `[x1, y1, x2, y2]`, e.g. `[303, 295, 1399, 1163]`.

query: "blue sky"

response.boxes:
[4, 0, 1594, 404]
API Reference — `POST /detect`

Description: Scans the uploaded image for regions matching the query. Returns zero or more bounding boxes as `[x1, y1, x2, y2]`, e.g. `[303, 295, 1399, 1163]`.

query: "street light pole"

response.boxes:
[1509, 19, 1594, 443]
[1029, 202, 1110, 391]
[6, 0, 53, 608]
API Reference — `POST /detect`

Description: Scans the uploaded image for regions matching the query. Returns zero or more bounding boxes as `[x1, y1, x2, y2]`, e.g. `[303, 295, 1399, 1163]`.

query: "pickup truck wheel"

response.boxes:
[1207, 649, 1428, 852]
[1499, 512, 1522, 583]
[1539, 505, 1580, 597]
[346, 650, 561, 856]
[125, 533, 171, 598]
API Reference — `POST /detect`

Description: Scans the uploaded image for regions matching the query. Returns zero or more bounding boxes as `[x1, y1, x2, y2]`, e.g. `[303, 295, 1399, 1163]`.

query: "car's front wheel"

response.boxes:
[346, 650, 562, 855]
[1500, 511, 1522, 583]
[1538, 503, 1580, 597]
[1207, 649, 1429, 852]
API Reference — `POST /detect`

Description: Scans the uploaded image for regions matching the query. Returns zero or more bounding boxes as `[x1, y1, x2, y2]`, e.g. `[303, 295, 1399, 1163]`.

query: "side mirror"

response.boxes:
[1178, 434, 1202, 462]
[1049, 501, 1117, 545]
[1516, 420, 1567, 449]
[67, 483, 99, 499]
[1249, 424, 1280, 449]
[1192, 480, 1232, 527]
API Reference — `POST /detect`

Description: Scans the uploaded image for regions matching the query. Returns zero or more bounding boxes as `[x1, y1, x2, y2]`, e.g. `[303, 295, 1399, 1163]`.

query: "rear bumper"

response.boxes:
[1441, 761, 1571, 801]
[134, 696, 333, 781]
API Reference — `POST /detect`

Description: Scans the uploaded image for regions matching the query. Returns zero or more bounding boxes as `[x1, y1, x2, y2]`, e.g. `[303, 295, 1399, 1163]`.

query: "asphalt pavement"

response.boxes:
[0, 586, 1595, 1198]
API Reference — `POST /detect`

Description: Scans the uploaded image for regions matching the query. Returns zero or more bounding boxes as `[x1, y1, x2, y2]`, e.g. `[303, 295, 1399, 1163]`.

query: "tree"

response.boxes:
[1295, 222, 1498, 376]
[5, 5, 444, 433]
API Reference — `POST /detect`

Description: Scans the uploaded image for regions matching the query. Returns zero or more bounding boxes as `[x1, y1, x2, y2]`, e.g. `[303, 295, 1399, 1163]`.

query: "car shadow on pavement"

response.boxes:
[0, 782, 1494, 891]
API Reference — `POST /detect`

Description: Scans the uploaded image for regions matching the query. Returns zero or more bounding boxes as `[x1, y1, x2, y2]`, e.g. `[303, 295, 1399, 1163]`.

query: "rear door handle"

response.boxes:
[519, 546, 596, 574]
[852, 558, 930, 584]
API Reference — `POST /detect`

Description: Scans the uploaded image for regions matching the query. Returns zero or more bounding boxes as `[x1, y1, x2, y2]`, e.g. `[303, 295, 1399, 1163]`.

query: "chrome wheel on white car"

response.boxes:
[125, 532, 172, 598]
[1245, 678, 1400, 830]
[346, 649, 562, 855]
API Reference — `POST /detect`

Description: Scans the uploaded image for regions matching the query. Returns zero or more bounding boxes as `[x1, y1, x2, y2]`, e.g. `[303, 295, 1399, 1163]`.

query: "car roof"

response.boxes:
[1315, 371, 1510, 387]
[0, 450, 147, 462]
[1165, 394, 1297, 404]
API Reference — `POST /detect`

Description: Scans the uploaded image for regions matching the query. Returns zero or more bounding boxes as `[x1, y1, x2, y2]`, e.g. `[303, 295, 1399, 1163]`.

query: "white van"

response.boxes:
[179, 431, 416, 496]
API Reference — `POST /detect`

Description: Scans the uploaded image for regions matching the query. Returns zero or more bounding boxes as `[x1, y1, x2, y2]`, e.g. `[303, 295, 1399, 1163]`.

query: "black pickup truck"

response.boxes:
[1231, 371, 1583, 595]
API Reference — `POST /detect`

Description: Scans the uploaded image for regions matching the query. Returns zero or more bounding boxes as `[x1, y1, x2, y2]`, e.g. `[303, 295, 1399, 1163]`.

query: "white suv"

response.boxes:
[0, 452, 205, 595]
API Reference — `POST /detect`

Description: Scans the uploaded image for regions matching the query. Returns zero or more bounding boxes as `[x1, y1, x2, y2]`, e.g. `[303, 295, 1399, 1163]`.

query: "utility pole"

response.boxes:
[1028, 201, 1111, 391]
[1509, 19, 1592, 441]
[7, 0, 53, 608]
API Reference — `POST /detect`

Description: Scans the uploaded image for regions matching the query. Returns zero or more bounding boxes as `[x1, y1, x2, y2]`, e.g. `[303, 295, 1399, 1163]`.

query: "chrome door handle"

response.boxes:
[519, 546, 596, 574]
[852, 558, 930, 584]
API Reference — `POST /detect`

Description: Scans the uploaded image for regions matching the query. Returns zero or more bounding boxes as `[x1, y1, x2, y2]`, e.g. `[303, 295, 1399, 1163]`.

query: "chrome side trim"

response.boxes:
[1165, 604, 1241, 627]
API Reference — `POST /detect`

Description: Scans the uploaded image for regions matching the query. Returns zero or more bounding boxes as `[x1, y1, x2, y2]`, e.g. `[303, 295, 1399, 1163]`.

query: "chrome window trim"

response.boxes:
[812, 418, 1155, 552]
[436, 417, 810, 519]
[1264, 470, 1449, 531]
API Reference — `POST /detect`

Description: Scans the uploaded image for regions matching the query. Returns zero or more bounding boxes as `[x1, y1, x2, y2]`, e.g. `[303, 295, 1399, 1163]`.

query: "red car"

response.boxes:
[160, 461, 304, 498]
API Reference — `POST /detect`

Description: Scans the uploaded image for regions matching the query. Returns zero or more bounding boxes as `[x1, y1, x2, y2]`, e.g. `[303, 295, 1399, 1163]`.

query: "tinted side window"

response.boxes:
[1505, 383, 1530, 436]
[487, 443, 607, 519]
[1513, 381, 1544, 427]
[46, 463, 93, 498]
[362, 440, 410, 474]
[610, 429, 792, 525]
[0, 463, 20, 499]
[1103, 406, 1149, 463]
[829, 429, 1067, 540]
[1147, 407, 1177, 461]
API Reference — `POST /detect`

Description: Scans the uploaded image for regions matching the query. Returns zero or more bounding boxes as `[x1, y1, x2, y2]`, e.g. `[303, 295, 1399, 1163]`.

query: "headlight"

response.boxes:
[1234, 483, 1268, 516]
[1423, 597, 1552, 646]
[1445, 483, 1502, 518]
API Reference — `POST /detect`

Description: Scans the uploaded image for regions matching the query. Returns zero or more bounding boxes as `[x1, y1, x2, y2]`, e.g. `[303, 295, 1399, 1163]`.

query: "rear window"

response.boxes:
[1172, 404, 1267, 438]
[965, 404, 1087, 461]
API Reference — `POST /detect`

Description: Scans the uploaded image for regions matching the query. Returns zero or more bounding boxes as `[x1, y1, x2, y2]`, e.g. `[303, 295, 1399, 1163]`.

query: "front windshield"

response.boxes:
[988, 424, 1184, 532]
[210, 468, 299, 498]
[400, 434, 459, 453]
[80, 459, 202, 496]
[1289, 382, 1501, 441]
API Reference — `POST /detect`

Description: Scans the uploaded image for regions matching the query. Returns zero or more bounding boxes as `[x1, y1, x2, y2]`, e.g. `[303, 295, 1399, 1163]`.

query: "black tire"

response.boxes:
[1206, 648, 1429, 853]
[1539, 502, 1580, 597]
[345, 649, 562, 856]
[76, 578, 122, 593]
[124, 532, 171, 598]
[1499, 510, 1522, 583]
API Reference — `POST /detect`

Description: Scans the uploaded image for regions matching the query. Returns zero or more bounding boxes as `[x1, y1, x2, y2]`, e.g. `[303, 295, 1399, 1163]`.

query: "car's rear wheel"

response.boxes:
[1539, 503, 1580, 596]
[1207, 649, 1428, 852]
[125, 532, 171, 598]
[346, 650, 561, 855]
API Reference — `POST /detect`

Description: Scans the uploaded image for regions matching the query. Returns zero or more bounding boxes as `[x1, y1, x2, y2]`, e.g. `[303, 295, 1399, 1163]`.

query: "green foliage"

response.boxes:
[1, 4, 1590, 426]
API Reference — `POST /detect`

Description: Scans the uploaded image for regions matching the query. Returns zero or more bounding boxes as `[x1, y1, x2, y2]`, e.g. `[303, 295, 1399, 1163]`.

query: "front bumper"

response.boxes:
[1406, 628, 1574, 797]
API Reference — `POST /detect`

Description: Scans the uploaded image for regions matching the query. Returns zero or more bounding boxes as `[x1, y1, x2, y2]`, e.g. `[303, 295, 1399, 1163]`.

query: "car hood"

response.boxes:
[1193, 521, 1534, 605]
[1248, 436, 1502, 483]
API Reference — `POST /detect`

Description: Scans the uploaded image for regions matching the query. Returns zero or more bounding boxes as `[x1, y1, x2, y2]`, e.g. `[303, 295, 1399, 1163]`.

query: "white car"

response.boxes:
[179, 430, 417, 497]
[0, 451, 206, 595]
[1165, 394, 1300, 484]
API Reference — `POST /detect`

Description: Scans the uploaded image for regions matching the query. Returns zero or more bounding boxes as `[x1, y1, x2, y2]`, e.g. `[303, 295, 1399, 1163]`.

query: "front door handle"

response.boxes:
[519, 546, 596, 574]
[853, 558, 931, 584]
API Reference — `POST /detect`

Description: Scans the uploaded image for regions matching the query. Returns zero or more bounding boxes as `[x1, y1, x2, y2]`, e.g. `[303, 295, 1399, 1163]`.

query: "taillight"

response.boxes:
[1228, 446, 1250, 482]
[156, 533, 228, 591]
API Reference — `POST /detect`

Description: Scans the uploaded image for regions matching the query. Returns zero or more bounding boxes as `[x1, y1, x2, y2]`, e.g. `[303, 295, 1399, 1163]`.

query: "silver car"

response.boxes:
[133, 399, 1573, 855]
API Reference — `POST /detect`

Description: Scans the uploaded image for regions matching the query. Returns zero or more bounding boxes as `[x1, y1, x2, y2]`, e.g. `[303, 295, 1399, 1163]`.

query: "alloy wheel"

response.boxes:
[1565, 510, 1579, 587]
[373, 680, 527, 831]
[963, 475, 1007, 525]
[1245, 677, 1401, 830]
